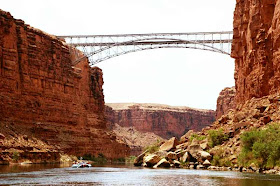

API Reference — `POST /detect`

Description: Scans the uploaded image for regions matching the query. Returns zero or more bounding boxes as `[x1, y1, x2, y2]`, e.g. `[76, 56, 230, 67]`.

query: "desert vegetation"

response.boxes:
[238, 123, 280, 169]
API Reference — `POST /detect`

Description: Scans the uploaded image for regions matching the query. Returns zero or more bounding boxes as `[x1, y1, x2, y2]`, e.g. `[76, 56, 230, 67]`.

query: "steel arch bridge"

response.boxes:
[58, 31, 233, 66]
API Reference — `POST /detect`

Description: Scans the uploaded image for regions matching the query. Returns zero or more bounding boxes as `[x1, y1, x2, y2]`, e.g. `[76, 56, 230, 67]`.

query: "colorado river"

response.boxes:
[1, 164, 280, 185]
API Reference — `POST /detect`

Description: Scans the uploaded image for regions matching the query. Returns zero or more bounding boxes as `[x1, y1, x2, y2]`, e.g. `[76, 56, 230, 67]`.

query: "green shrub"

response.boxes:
[189, 134, 206, 142]
[239, 128, 259, 152]
[212, 155, 232, 167]
[12, 151, 20, 161]
[179, 161, 189, 167]
[83, 153, 94, 160]
[210, 146, 232, 167]
[212, 155, 220, 166]
[125, 156, 136, 163]
[144, 144, 159, 154]
[82, 153, 107, 164]
[208, 129, 229, 147]
[239, 123, 280, 168]
[113, 157, 126, 163]
[220, 159, 233, 167]
[144, 140, 161, 154]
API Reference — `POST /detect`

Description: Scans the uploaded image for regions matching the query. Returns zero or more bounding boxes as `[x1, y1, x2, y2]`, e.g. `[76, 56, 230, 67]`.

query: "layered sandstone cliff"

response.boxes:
[216, 87, 236, 119]
[232, 0, 280, 106]
[0, 10, 129, 163]
[106, 103, 216, 139]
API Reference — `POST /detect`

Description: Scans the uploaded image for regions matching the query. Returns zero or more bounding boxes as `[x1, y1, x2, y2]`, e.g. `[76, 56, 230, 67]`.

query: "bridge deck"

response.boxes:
[69, 39, 232, 47]
[58, 31, 233, 38]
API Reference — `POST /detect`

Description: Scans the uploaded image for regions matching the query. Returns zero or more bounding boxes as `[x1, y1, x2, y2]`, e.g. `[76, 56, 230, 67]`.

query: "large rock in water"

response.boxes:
[153, 158, 170, 168]
[144, 154, 161, 167]
[159, 137, 179, 151]
[134, 150, 147, 166]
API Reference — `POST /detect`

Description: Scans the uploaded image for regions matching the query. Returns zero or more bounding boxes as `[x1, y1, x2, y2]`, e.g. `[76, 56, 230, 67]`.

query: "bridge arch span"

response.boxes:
[58, 31, 233, 66]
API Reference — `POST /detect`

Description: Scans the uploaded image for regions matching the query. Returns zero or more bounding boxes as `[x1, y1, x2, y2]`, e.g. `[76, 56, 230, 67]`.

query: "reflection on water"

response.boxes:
[0, 163, 71, 174]
[1, 164, 280, 185]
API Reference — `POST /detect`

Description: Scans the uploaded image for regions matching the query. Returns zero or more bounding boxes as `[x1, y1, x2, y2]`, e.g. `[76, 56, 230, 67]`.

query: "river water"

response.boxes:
[1, 164, 280, 185]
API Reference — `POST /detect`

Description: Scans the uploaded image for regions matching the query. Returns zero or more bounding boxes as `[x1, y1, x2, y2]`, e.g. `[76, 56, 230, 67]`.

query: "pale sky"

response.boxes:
[1, 0, 236, 110]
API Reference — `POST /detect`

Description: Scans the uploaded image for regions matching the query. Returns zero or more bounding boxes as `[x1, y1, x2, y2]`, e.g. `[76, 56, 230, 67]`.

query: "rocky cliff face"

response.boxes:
[232, 0, 280, 106]
[0, 9, 129, 163]
[134, 0, 280, 172]
[164, 0, 280, 171]
[106, 103, 216, 139]
[216, 87, 236, 119]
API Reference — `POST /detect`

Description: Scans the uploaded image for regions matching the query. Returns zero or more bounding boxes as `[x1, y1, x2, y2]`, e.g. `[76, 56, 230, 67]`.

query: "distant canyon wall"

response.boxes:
[216, 87, 236, 119]
[0, 9, 129, 162]
[232, 0, 280, 106]
[105, 103, 216, 139]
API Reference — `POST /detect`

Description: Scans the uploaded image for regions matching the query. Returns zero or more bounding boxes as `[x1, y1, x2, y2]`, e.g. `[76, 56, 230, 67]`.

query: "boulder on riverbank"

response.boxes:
[134, 135, 213, 169]
[153, 158, 170, 168]
[143, 154, 161, 167]
[159, 137, 179, 152]
[134, 150, 147, 166]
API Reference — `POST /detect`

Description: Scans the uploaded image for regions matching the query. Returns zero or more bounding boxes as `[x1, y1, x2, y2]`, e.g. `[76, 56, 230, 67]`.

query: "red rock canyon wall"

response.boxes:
[0, 10, 129, 162]
[232, 0, 280, 107]
[106, 103, 216, 139]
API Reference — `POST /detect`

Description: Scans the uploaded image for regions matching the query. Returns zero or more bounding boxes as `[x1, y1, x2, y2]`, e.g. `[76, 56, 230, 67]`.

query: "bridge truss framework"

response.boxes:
[58, 31, 233, 66]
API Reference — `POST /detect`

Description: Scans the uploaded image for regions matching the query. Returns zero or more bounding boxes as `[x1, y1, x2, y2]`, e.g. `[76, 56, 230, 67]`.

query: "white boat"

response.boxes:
[72, 162, 92, 168]
[71, 163, 79, 168]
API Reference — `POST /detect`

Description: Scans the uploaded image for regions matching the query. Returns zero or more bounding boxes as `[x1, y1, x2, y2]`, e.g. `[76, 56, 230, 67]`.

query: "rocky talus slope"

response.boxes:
[0, 9, 129, 164]
[111, 124, 164, 156]
[106, 103, 216, 139]
[134, 94, 280, 173]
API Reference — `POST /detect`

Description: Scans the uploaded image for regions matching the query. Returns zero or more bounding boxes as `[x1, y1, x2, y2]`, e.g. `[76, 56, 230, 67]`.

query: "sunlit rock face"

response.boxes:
[0, 9, 130, 163]
[232, 0, 280, 107]
[216, 87, 236, 119]
[105, 103, 216, 139]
